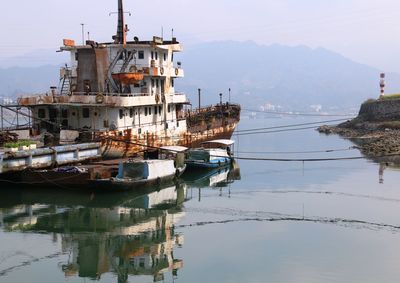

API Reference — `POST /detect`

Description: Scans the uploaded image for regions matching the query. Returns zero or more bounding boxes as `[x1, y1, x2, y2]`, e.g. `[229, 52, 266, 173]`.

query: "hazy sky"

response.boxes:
[1, 0, 400, 72]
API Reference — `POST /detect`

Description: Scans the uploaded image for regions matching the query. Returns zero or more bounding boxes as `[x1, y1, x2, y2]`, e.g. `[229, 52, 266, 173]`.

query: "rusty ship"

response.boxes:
[16, 0, 240, 158]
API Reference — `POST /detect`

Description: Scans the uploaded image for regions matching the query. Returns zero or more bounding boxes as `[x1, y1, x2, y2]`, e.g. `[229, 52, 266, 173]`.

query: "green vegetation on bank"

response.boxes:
[381, 94, 400, 100]
[4, 140, 35, 148]
[363, 94, 400, 104]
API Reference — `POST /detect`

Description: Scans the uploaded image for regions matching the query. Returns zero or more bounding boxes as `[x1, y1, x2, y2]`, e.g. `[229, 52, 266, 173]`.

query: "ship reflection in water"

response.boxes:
[0, 163, 241, 282]
[182, 160, 241, 188]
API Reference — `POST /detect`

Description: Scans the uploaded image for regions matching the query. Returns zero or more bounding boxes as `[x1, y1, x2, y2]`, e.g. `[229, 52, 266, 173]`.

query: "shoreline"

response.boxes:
[318, 120, 400, 163]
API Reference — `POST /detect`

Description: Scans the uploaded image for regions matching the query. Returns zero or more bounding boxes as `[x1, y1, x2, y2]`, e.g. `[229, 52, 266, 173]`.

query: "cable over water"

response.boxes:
[235, 118, 349, 133]
[234, 124, 337, 136]
[242, 108, 356, 117]
[236, 147, 357, 155]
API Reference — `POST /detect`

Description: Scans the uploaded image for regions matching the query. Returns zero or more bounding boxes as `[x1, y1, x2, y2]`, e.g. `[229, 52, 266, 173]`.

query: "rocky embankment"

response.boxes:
[318, 98, 400, 160]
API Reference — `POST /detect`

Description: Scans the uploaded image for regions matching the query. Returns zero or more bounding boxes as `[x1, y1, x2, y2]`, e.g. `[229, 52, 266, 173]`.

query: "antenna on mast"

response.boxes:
[117, 0, 126, 44]
[110, 0, 131, 44]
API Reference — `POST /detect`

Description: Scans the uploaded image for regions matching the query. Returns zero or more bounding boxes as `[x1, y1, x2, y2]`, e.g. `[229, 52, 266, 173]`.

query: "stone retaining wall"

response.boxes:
[358, 99, 400, 121]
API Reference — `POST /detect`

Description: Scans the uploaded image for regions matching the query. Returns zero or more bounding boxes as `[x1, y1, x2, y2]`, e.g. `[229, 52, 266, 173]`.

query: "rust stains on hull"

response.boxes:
[99, 104, 241, 158]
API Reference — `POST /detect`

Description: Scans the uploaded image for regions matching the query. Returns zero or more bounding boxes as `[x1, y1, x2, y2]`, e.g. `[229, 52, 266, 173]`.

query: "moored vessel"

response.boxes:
[14, 0, 240, 158]
[185, 139, 234, 169]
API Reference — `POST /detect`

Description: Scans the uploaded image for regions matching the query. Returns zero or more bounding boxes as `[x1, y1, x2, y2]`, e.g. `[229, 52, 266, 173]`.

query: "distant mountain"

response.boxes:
[0, 65, 60, 98]
[0, 49, 68, 69]
[1, 41, 399, 112]
[176, 41, 400, 111]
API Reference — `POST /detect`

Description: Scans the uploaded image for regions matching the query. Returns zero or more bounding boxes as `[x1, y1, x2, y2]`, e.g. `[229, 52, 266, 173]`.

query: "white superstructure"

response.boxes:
[19, 0, 188, 141]
[15, 0, 241, 156]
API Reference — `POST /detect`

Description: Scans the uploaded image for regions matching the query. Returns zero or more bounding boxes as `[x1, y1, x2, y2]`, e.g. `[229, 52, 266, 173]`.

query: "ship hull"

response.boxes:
[100, 104, 241, 158]
[101, 120, 238, 159]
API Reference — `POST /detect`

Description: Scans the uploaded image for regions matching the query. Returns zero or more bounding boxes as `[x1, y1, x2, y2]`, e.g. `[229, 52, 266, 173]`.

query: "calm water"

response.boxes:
[1, 117, 400, 283]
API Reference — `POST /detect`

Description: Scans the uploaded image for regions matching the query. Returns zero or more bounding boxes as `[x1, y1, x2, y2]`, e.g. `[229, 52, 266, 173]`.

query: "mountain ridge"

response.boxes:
[177, 41, 400, 111]
[1, 41, 399, 111]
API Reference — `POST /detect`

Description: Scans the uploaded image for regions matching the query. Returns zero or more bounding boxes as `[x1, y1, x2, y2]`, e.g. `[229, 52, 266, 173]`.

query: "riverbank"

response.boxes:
[318, 97, 400, 162]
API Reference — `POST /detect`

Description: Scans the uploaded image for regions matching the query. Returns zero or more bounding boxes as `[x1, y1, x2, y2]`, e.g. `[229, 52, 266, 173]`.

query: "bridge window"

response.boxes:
[138, 51, 144, 59]
[154, 106, 158, 115]
[49, 108, 57, 120]
[145, 107, 148, 116]
[38, 109, 46, 118]
[61, 109, 68, 118]
[119, 109, 124, 119]
[151, 51, 154, 60]
[83, 108, 90, 118]
[163, 53, 167, 61]
[129, 108, 134, 118]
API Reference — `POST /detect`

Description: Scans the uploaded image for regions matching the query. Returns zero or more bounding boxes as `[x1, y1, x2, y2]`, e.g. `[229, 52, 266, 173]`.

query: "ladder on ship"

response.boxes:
[60, 65, 71, 96]
[120, 50, 134, 73]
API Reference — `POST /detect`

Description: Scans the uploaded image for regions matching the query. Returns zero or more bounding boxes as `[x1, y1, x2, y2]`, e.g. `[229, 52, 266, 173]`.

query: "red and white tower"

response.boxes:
[379, 73, 385, 98]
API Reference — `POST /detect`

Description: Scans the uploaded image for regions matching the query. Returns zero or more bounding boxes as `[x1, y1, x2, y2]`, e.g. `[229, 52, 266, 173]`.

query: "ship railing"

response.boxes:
[113, 62, 180, 71]
[184, 103, 241, 117]
[65, 92, 187, 98]
[69, 92, 152, 98]
[66, 119, 184, 136]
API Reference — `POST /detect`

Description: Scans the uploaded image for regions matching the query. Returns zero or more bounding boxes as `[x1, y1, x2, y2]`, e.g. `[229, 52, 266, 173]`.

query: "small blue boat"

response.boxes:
[185, 139, 234, 169]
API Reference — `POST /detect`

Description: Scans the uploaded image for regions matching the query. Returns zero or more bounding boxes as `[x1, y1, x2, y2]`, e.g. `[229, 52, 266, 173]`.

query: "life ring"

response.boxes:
[155, 93, 160, 104]
[161, 94, 166, 103]
[175, 68, 179, 76]
[95, 93, 104, 104]
[160, 67, 164, 75]
[129, 65, 137, 72]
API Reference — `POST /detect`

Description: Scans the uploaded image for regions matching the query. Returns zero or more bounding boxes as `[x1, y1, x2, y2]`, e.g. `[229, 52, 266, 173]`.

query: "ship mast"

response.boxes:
[116, 0, 127, 44]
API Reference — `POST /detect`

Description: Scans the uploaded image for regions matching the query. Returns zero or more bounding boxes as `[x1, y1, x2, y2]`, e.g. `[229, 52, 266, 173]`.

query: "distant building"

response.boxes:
[1, 97, 14, 105]
[310, 104, 322, 112]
